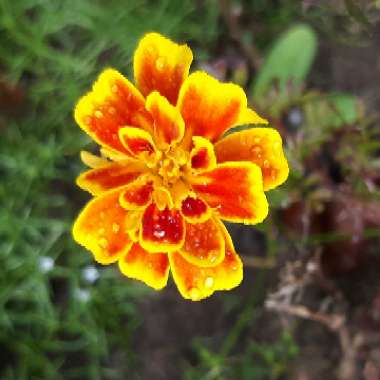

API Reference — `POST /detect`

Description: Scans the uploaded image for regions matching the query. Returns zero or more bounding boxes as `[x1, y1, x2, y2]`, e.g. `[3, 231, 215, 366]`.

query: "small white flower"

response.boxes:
[38, 256, 54, 273]
[74, 288, 91, 303]
[82, 265, 100, 284]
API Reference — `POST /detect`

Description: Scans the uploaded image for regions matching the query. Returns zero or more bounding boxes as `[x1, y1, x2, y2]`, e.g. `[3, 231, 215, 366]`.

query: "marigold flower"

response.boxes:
[73, 33, 289, 301]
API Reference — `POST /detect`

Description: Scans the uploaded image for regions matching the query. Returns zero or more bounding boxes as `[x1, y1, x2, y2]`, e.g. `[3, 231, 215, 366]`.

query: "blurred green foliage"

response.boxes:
[253, 24, 317, 98]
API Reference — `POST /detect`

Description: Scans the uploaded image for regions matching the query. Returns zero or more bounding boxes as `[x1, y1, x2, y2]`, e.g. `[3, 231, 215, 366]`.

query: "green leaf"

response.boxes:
[253, 24, 317, 97]
[307, 93, 359, 128]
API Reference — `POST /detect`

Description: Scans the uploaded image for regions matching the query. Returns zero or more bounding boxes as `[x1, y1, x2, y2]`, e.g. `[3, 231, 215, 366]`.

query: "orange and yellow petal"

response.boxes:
[74, 69, 152, 154]
[153, 186, 174, 211]
[80, 151, 109, 169]
[119, 243, 169, 290]
[190, 162, 268, 224]
[134, 32, 193, 105]
[235, 107, 268, 127]
[169, 221, 242, 301]
[181, 196, 210, 224]
[146, 91, 185, 148]
[118, 126, 159, 164]
[177, 71, 267, 142]
[214, 128, 289, 191]
[179, 218, 225, 267]
[140, 203, 185, 253]
[125, 210, 143, 232]
[76, 161, 146, 196]
[170, 180, 193, 209]
[189, 136, 216, 173]
[119, 179, 153, 210]
[72, 188, 132, 264]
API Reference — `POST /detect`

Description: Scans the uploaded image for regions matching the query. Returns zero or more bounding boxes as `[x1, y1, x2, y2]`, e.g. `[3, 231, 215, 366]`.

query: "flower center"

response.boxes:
[155, 147, 189, 186]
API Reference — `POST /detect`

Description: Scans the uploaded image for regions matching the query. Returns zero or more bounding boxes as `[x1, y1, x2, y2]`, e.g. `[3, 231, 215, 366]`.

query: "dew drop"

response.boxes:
[94, 110, 103, 119]
[153, 230, 166, 239]
[98, 238, 108, 249]
[189, 287, 200, 301]
[112, 223, 120, 233]
[108, 106, 116, 115]
[263, 159, 270, 168]
[204, 276, 214, 288]
[155, 57, 165, 71]
[147, 45, 155, 54]
[251, 146, 261, 155]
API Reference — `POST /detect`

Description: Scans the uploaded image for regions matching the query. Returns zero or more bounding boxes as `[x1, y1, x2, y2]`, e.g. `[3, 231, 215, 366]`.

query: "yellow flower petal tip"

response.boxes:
[72, 32, 288, 300]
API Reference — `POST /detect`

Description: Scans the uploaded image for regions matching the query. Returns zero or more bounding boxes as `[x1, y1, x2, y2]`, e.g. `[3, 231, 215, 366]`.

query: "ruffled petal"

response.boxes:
[140, 203, 185, 253]
[76, 161, 146, 196]
[214, 128, 289, 191]
[179, 218, 225, 267]
[134, 32, 193, 105]
[190, 162, 268, 224]
[181, 196, 210, 224]
[80, 150, 109, 169]
[177, 71, 267, 142]
[170, 180, 192, 209]
[146, 91, 185, 148]
[119, 178, 153, 210]
[72, 189, 132, 264]
[169, 220, 242, 301]
[118, 126, 156, 156]
[152, 185, 174, 211]
[189, 136, 216, 173]
[118, 243, 169, 290]
[74, 69, 152, 153]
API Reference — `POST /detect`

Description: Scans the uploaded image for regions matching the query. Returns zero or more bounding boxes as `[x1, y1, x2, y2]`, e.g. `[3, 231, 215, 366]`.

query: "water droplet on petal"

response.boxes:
[108, 106, 116, 115]
[263, 159, 270, 168]
[204, 276, 214, 288]
[112, 223, 120, 233]
[94, 110, 103, 119]
[153, 230, 165, 239]
[251, 146, 261, 155]
[189, 287, 200, 301]
[147, 45, 155, 54]
[98, 238, 108, 249]
[155, 57, 165, 70]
